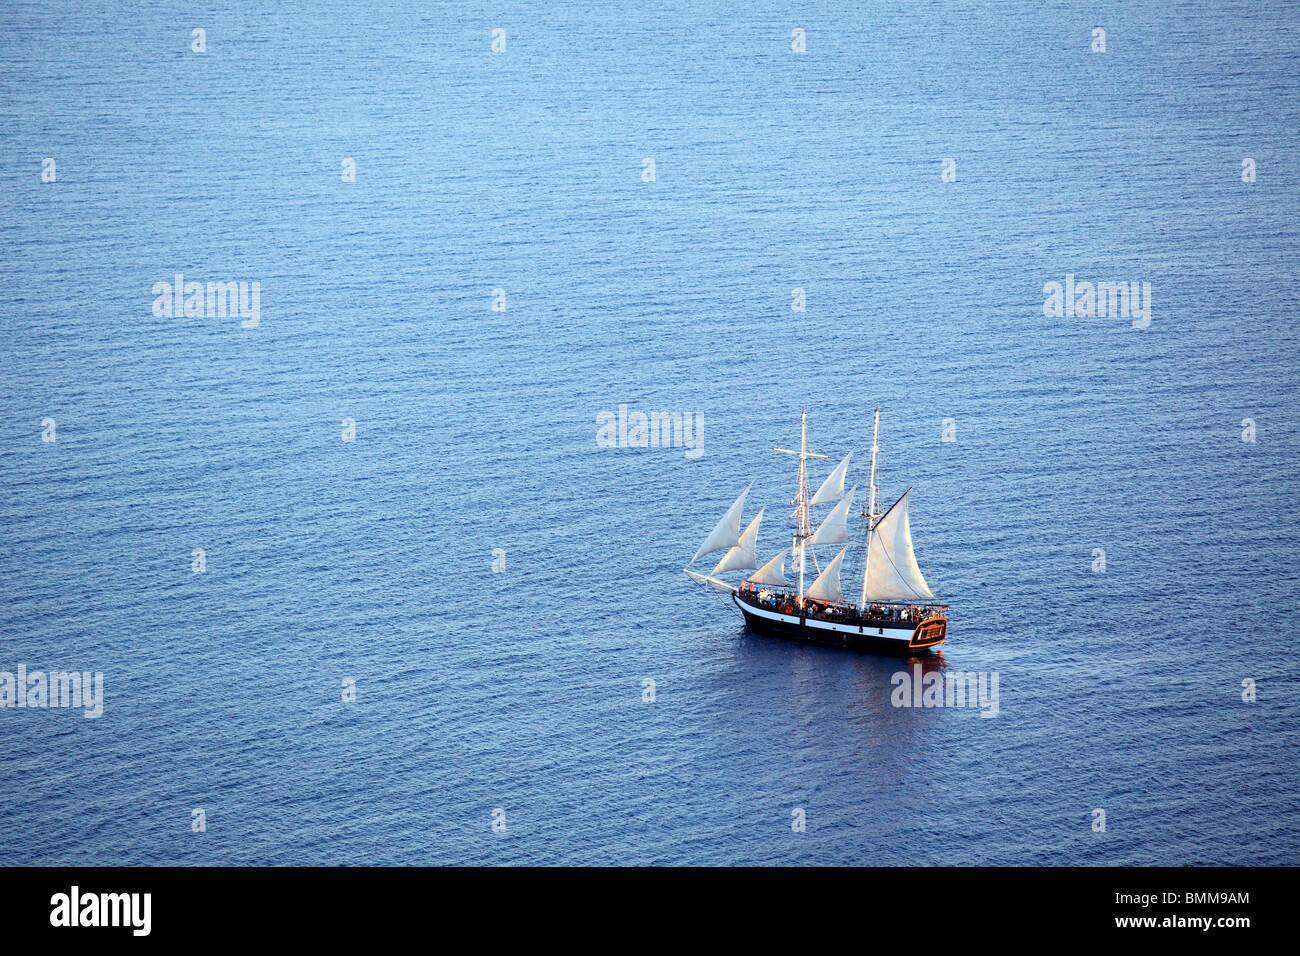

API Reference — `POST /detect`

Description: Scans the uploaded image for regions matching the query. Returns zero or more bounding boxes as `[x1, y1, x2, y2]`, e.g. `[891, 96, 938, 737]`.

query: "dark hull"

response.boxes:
[733, 593, 944, 655]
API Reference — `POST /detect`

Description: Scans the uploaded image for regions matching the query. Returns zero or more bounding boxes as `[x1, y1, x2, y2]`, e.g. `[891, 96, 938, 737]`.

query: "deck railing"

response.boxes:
[737, 583, 947, 623]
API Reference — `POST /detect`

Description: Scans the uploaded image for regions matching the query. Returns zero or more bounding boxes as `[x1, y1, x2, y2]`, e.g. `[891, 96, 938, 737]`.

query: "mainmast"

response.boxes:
[858, 406, 880, 612]
[772, 408, 827, 608]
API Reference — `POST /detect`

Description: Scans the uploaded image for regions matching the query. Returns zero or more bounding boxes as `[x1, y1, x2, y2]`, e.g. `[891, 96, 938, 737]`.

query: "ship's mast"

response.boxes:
[797, 410, 808, 605]
[858, 406, 880, 612]
[772, 408, 827, 609]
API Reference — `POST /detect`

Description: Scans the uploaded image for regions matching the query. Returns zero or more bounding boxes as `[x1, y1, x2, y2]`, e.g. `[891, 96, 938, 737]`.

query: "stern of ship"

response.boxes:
[909, 615, 947, 649]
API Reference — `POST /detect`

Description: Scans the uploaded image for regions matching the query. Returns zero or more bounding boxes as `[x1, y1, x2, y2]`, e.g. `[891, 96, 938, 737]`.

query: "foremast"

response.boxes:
[772, 408, 828, 609]
[859, 406, 880, 612]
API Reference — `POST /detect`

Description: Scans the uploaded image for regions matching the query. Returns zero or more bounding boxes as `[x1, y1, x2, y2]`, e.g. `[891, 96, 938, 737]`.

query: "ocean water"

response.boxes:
[1, 0, 1298, 866]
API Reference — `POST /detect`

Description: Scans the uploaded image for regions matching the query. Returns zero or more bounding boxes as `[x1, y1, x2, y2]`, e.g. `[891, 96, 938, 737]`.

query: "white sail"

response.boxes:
[748, 548, 788, 586]
[804, 544, 848, 603]
[862, 490, 934, 601]
[711, 508, 764, 574]
[809, 484, 856, 547]
[810, 452, 851, 506]
[691, 485, 750, 562]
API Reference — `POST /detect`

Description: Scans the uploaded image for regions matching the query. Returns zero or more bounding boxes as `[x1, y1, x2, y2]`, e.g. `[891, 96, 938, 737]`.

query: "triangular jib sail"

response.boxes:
[711, 508, 764, 575]
[810, 453, 851, 507]
[691, 484, 751, 563]
[804, 544, 848, 603]
[809, 485, 856, 547]
[862, 490, 934, 602]
[748, 548, 788, 586]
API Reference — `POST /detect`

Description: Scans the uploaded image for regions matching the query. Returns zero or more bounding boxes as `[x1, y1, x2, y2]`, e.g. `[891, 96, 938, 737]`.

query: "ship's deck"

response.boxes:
[735, 586, 947, 627]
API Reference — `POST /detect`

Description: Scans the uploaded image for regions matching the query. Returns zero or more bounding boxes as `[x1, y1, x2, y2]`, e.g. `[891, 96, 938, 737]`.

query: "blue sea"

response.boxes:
[1, 0, 1298, 865]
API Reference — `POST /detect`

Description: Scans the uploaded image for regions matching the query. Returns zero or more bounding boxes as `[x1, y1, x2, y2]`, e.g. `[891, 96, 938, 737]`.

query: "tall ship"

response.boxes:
[684, 409, 948, 653]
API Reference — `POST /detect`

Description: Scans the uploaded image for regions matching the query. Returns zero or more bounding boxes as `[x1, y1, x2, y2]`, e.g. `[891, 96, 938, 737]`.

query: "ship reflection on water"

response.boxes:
[694, 631, 966, 834]
[733, 627, 997, 721]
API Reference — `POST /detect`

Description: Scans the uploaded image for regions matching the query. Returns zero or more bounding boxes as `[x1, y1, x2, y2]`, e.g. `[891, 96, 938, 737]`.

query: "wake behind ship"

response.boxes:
[684, 408, 948, 653]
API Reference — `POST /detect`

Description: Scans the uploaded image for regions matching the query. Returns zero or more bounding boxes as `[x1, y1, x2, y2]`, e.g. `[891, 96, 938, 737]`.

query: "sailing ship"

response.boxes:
[683, 409, 948, 653]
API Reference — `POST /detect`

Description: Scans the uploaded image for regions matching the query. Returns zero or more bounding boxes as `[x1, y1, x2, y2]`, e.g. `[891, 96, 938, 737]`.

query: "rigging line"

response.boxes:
[873, 531, 927, 601]
[808, 538, 851, 580]
[849, 523, 871, 576]
[917, 533, 939, 595]
[807, 505, 823, 574]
